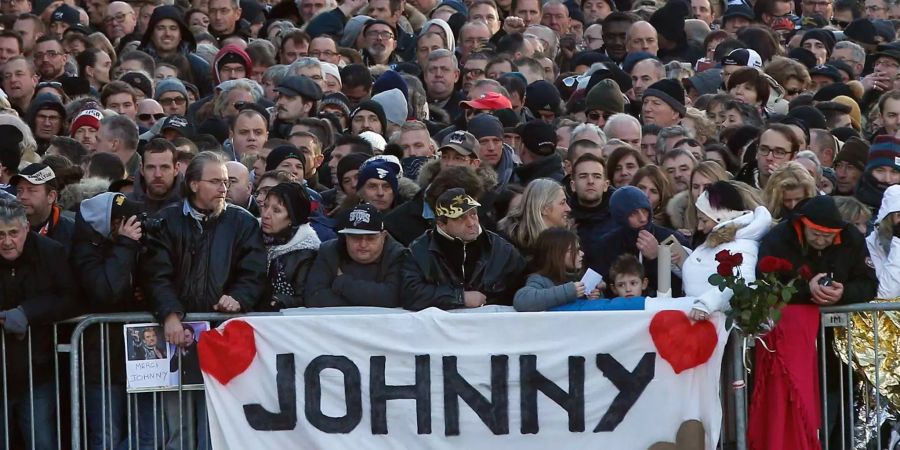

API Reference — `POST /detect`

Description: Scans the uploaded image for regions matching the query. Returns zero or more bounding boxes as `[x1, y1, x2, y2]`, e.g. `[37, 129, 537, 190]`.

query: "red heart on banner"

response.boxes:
[198, 320, 256, 385]
[649, 310, 717, 374]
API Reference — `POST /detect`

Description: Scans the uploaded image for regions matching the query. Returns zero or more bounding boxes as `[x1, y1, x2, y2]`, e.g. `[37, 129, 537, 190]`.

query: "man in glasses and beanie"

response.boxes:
[306, 202, 406, 308]
[402, 187, 525, 311]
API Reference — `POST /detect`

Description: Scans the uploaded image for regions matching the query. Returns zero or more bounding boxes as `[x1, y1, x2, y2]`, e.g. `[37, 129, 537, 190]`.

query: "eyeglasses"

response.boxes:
[587, 110, 613, 122]
[562, 74, 589, 87]
[159, 96, 187, 106]
[36, 81, 63, 90]
[310, 50, 338, 59]
[254, 186, 273, 197]
[137, 113, 166, 121]
[865, 5, 886, 12]
[831, 18, 850, 27]
[34, 51, 63, 60]
[463, 68, 485, 78]
[201, 178, 232, 188]
[104, 12, 133, 23]
[757, 146, 793, 158]
[365, 30, 395, 40]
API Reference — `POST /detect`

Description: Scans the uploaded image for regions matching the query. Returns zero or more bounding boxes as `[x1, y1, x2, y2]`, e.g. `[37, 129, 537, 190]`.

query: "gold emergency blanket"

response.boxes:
[833, 299, 900, 409]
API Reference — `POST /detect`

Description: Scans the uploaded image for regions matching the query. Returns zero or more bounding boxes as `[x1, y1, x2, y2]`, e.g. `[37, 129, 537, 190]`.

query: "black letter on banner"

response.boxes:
[370, 355, 432, 435]
[304, 355, 363, 433]
[442, 355, 509, 436]
[519, 355, 585, 434]
[594, 352, 655, 432]
[243, 353, 298, 430]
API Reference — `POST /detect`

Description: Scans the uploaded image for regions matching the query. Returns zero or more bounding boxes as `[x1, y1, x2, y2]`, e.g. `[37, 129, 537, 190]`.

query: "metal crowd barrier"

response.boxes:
[819, 301, 900, 450]
[60, 312, 278, 450]
[0, 310, 749, 449]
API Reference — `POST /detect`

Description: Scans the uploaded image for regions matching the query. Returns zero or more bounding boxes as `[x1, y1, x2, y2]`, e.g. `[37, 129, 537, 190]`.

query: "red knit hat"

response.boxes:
[69, 109, 102, 136]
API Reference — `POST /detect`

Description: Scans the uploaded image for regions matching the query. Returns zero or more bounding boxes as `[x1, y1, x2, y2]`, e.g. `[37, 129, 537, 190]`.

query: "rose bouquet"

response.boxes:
[707, 250, 803, 337]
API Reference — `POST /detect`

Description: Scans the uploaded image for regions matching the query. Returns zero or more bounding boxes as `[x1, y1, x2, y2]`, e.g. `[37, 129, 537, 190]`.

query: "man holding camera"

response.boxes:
[72, 191, 163, 449]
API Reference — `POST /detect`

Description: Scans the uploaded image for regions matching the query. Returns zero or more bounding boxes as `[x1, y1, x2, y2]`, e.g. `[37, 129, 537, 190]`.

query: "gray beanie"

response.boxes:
[372, 88, 408, 126]
[340, 15, 374, 47]
[154, 78, 188, 101]
[686, 68, 722, 96]
[467, 114, 503, 139]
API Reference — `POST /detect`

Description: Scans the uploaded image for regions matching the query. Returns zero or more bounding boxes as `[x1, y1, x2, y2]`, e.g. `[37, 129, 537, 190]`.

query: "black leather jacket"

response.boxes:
[402, 228, 525, 311]
[140, 202, 267, 320]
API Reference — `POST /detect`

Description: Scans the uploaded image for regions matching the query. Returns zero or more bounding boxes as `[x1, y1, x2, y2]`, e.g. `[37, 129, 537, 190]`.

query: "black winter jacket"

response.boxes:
[0, 232, 77, 394]
[262, 223, 321, 309]
[140, 202, 267, 320]
[305, 235, 406, 307]
[756, 219, 877, 305]
[402, 228, 525, 311]
[513, 153, 566, 185]
[72, 212, 144, 385]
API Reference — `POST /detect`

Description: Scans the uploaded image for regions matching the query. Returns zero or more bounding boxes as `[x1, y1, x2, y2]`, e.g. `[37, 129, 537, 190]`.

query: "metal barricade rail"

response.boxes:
[60, 312, 279, 450]
[819, 301, 900, 450]
[47, 310, 752, 450]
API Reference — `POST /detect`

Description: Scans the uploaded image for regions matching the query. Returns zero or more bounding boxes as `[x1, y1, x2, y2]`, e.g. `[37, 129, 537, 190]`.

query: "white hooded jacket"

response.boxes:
[681, 206, 773, 314]
[866, 185, 900, 298]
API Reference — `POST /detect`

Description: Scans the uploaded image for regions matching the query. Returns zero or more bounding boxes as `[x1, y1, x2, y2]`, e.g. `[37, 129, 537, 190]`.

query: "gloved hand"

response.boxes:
[0, 307, 28, 337]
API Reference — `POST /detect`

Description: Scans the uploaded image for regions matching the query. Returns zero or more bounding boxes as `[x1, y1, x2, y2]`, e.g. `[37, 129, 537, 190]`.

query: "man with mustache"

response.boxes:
[272, 75, 323, 139]
[140, 151, 266, 450]
[125, 138, 183, 214]
[361, 20, 399, 66]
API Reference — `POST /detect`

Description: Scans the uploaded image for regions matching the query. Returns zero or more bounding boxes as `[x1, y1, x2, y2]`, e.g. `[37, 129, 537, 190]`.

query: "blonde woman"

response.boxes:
[678, 180, 771, 319]
[667, 161, 729, 243]
[867, 185, 900, 298]
[682, 107, 716, 144]
[763, 161, 817, 222]
[498, 178, 570, 258]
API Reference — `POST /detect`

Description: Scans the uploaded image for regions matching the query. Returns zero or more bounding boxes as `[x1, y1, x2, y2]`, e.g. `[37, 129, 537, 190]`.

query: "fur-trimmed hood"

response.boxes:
[666, 190, 691, 230]
[415, 159, 499, 192]
[266, 223, 321, 265]
[59, 177, 111, 212]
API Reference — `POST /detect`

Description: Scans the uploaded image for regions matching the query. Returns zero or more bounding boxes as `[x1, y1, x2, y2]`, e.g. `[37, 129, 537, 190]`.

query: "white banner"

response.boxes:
[200, 301, 727, 449]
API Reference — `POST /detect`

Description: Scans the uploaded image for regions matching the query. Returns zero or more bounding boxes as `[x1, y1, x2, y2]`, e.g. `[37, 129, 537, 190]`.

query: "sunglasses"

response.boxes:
[587, 110, 613, 122]
[138, 113, 166, 121]
[36, 81, 63, 90]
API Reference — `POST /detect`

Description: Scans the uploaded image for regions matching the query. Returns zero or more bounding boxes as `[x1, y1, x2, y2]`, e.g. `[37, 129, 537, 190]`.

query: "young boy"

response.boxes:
[609, 254, 649, 298]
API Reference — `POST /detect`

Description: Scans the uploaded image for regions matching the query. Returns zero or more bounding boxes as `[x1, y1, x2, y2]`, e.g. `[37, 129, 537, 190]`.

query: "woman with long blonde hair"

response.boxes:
[498, 178, 570, 258]
[763, 161, 817, 222]
[667, 161, 729, 243]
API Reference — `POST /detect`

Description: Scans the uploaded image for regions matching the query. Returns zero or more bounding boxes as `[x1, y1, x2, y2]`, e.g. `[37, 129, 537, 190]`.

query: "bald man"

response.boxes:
[105, 2, 137, 41]
[626, 21, 659, 56]
[136, 99, 164, 129]
[225, 161, 252, 209]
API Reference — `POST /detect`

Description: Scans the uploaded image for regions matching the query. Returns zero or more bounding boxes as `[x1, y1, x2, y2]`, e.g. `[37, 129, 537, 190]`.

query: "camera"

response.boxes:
[137, 212, 166, 235]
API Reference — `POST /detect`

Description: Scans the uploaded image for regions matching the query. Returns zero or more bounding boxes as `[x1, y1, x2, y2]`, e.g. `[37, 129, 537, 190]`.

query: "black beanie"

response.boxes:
[787, 105, 827, 130]
[349, 100, 387, 135]
[644, 79, 686, 116]
[0, 125, 22, 172]
[812, 82, 854, 102]
[800, 29, 836, 56]
[798, 195, 844, 230]
[267, 182, 311, 226]
[336, 153, 370, 192]
[266, 145, 306, 172]
[649, 0, 688, 44]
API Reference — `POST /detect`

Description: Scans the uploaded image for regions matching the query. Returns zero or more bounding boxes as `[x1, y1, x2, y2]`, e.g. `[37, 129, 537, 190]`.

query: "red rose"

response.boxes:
[715, 250, 744, 268]
[798, 264, 813, 281]
[759, 256, 794, 273]
[717, 263, 735, 276]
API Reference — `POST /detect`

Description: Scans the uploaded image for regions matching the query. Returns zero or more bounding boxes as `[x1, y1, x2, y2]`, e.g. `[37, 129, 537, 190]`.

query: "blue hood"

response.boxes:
[609, 186, 652, 227]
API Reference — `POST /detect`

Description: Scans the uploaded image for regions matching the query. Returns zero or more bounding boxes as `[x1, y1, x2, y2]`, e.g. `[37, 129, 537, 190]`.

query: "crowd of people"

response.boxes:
[0, 0, 899, 446]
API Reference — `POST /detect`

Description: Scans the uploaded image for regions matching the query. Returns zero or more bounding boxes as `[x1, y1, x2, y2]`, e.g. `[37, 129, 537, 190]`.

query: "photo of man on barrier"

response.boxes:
[128, 325, 166, 361]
